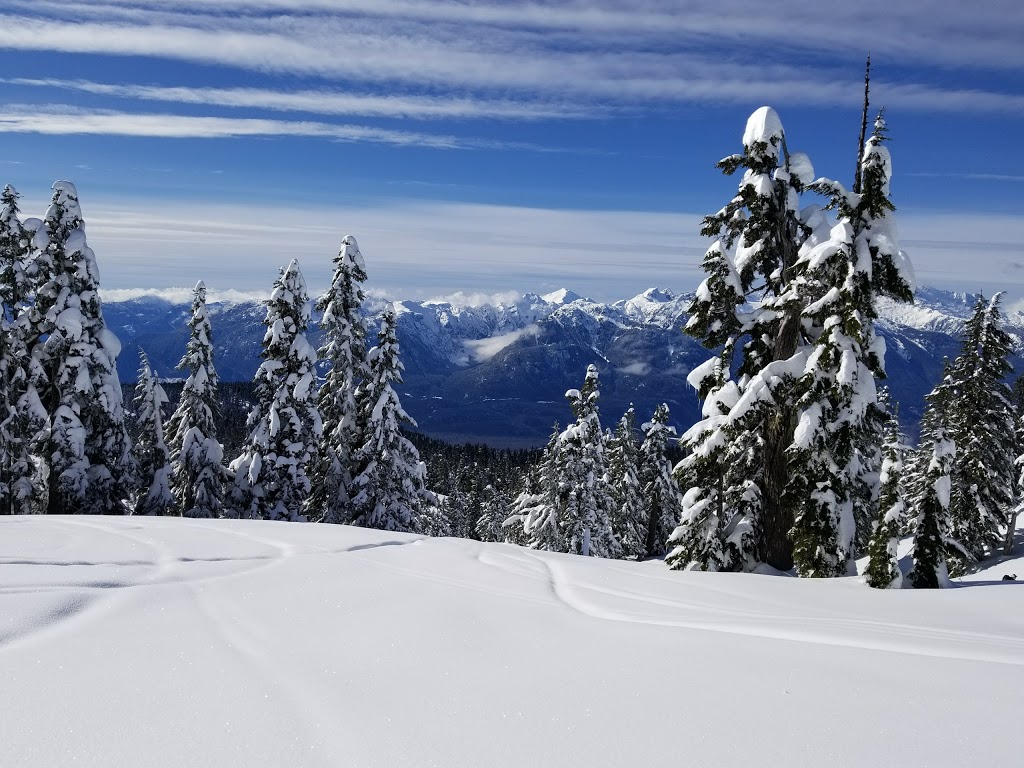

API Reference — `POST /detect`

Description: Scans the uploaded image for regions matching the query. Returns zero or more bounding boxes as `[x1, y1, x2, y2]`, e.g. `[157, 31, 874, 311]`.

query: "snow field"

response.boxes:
[2, 515, 1023, 767]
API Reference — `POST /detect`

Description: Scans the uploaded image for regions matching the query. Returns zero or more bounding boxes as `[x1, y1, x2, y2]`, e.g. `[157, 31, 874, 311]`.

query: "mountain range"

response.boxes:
[102, 286, 1024, 447]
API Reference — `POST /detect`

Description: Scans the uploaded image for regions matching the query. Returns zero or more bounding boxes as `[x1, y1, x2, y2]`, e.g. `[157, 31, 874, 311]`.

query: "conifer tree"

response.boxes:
[1004, 418, 1024, 555]
[678, 107, 912, 575]
[350, 308, 435, 531]
[552, 365, 618, 557]
[516, 427, 563, 551]
[789, 112, 914, 577]
[230, 260, 322, 521]
[30, 181, 134, 514]
[668, 369, 759, 572]
[907, 368, 971, 583]
[946, 293, 1017, 560]
[133, 351, 173, 516]
[0, 184, 43, 515]
[308, 234, 369, 524]
[864, 389, 907, 588]
[606, 406, 646, 558]
[165, 281, 225, 519]
[675, 107, 816, 571]
[475, 483, 511, 543]
[638, 403, 682, 558]
[908, 425, 956, 589]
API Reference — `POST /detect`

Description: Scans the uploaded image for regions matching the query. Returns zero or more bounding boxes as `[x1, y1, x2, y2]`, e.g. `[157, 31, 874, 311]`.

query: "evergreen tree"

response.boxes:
[606, 406, 646, 558]
[676, 107, 816, 571]
[1004, 417, 1024, 555]
[789, 112, 913, 577]
[638, 403, 682, 558]
[308, 234, 369, 524]
[30, 181, 134, 514]
[552, 365, 618, 557]
[350, 308, 435, 531]
[946, 293, 1017, 561]
[418, 494, 453, 537]
[677, 107, 912, 576]
[516, 427, 563, 551]
[908, 425, 956, 589]
[864, 389, 907, 588]
[669, 368, 759, 572]
[475, 483, 511, 543]
[907, 369, 971, 583]
[230, 260, 322, 521]
[132, 351, 173, 516]
[0, 184, 43, 515]
[165, 281, 225, 519]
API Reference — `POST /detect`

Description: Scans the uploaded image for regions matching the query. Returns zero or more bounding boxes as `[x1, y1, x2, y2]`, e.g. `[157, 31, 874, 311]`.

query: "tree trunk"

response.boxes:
[761, 403, 796, 571]
[758, 189, 803, 571]
[645, 494, 662, 558]
[1004, 507, 1019, 555]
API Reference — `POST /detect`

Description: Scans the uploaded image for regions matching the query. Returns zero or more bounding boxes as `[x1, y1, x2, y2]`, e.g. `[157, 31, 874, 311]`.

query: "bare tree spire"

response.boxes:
[853, 55, 871, 194]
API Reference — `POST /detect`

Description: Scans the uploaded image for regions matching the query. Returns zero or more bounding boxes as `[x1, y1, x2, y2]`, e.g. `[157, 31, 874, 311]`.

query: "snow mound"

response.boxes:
[743, 106, 784, 153]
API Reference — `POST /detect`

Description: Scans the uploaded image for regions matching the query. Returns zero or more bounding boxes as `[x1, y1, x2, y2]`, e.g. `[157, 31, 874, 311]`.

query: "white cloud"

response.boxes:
[424, 290, 524, 308]
[99, 286, 271, 303]
[0, 5, 1021, 113]
[15, 194, 1024, 307]
[0, 106, 508, 148]
[3, 78, 606, 121]
[617, 361, 651, 376]
[11, 1, 1023, 73]
[464, 325, 540, 362]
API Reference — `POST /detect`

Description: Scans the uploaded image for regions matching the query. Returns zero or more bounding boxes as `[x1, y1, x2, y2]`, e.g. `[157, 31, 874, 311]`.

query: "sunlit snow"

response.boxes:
[2, 516, 1023, 767]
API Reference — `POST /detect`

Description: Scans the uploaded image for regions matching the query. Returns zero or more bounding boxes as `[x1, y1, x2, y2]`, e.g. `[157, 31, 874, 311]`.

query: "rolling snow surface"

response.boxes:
[3, 516, 1023, 767]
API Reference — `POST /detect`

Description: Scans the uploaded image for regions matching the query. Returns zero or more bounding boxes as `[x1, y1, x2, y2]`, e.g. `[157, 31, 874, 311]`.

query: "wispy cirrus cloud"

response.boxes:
[8, 1, 1024, 72]
[0, 4, 1021, 114]
[2, 78, 606, 121]
[907, 172, 1024, 183]
[0, 105, 563, 150]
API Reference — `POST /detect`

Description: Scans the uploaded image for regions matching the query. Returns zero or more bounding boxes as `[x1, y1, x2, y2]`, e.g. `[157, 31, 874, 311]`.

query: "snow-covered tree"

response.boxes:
[788, 112, 913, 577]
[606, 406, 646, 558]
[132, 351, 173, 516]
[864, 389, 908, 588]
[30, 181, 134, 515]
[475, 483, 511, 543]
[668, 369, 760, 572]
[230, 260, 322, 521]
[676, 107, 912, 575]
[548, 365, 618, 558]
[1005, 419, 1024, 555]
[0, 184, 43, 515]
[308, 234, 369, 524]
[165, 281, 225, 519]
[638, 403, 682, 559]
[675, 107, 816, 571]
[516, 427, 563, 551]
[946, 293, 1017, 561]
[908, 426, 957, 589]
[349, 308, 434, 531]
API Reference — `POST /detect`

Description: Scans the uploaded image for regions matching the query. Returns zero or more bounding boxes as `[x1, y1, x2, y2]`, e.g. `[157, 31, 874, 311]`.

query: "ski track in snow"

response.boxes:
[0, 518, 423, 655]
[483, 549, 1024, 667]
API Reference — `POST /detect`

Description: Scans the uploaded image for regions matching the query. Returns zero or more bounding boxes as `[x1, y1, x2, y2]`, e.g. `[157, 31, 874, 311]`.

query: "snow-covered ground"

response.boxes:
[3, 516, 1023, 767]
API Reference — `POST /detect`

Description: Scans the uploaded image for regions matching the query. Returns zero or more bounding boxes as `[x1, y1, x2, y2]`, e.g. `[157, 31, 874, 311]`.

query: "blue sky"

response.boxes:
[0, 0, 1022, 304]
